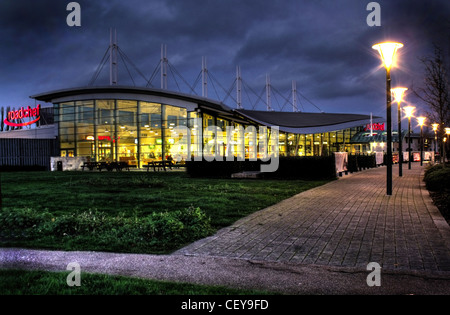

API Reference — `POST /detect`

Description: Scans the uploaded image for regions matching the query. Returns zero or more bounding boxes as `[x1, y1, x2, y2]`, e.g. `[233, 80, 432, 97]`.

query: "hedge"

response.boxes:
[423, 164, 450, 192]
[186, 156, 336, 180]
[347, 154, 377, 173]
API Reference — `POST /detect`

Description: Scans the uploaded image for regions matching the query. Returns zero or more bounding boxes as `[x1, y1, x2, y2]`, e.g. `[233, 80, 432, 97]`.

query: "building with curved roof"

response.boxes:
[26, 85, 383, 167]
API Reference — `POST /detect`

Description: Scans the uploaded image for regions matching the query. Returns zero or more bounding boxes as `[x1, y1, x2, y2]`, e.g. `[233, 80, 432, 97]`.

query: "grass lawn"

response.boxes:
[0, 170, 330, 254]
[0, 269, 275, 295]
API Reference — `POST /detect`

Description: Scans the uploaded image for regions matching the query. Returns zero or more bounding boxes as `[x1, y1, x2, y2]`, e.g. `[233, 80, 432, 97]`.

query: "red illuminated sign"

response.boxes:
[4, 104, 41, 127]
[364, 123, 385, 132]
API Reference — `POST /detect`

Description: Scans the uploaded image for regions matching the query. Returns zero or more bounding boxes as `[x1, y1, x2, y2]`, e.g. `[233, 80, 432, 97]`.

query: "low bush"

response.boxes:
[423, 165, 450, 192]
[0, 206, 213, 253]
[265, 156, 336, 180]
[186, 156, 336, 180]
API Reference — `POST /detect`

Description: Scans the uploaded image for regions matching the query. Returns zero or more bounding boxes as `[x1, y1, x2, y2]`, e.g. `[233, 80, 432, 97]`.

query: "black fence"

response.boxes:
[0, 139, 59, 171]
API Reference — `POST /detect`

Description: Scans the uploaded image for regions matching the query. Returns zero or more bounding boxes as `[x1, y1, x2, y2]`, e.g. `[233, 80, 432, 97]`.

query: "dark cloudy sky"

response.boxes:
[0, 0, 449, 121]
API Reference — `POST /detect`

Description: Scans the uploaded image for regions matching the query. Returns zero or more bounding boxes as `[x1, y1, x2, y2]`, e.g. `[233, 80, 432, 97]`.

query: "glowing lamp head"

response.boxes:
[404, 106, 415, 118]
[432, 123, 439, 131]
[417, 117, 426, 127]
[372, 42, 404, 70]
[391, 87, 408, 104]
[446, 127, 450, 135]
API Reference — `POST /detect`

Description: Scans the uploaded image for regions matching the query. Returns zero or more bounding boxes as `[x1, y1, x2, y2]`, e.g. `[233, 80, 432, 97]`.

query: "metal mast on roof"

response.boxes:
[109, 28, 118, 85]
[292, 80, 298, 112]
[266, 74, 272, 111]
[236, 66, 242, 109]
[202, 57, 208, 97]
[161, 44, 168, 89]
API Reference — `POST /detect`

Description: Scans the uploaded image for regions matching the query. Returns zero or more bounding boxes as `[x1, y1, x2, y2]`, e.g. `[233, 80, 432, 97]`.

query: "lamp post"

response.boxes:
[444, 137, 447, 167]
[404, 106, 415, 170]
[391, 87, 408, 176]
[373, 42, 403, 196]
[432, 123, 439, 164]
[417, 117, 426, 166]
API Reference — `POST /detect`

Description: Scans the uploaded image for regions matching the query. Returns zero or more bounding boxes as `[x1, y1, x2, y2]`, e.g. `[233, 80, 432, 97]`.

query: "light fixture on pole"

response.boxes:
[417, 117, 426, 166]
[373, 42, 403, 195]
[404, 105, 415, 170]
[432, 123, 439, 163]
[391, 87, 408, 176]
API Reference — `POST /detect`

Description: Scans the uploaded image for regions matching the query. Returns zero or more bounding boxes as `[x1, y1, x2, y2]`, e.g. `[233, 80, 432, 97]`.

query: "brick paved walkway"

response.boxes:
[175, 163, 450, 272]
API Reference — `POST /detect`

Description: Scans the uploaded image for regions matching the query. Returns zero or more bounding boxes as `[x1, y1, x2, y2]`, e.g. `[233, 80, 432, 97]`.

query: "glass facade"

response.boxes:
[55, 98, 366, 167]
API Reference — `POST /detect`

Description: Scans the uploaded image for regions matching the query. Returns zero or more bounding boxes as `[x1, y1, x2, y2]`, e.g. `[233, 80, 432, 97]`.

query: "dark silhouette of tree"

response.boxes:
[412, 45, 450, 159]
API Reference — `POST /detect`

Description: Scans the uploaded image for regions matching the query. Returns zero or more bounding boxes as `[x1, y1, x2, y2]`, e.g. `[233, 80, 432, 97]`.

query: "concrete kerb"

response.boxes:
[1, 247, 450, 295]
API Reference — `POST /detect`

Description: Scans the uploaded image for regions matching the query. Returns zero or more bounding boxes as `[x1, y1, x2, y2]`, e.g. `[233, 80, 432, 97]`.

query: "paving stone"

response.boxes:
[175, 163, 450, 272]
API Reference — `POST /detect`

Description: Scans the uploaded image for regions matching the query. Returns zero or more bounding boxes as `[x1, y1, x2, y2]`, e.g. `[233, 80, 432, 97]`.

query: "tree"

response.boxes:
[413, 45, 450, 159]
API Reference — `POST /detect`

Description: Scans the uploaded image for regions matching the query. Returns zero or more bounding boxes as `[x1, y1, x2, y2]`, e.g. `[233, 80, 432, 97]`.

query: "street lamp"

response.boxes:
[432, 123, 439, 163]
[404, 106, 415, 170]
[444, 137, 448, 167]
[392, 87, 408, 176]
[417, 117, 426, 166]
[373, 42, 403, 196]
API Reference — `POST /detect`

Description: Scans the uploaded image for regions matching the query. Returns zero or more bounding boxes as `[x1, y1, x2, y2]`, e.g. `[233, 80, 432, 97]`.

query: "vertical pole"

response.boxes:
[110, 29, 113, 86]
[420, 125, 423, 166]
[109, 29, 118, 86]
[137, 101, 141, 168]
[434, 131, 437, 163]
[398, 101, 403, 176]
[236, 66, 242, 109]
[370, 113, 373, 137]
[161, 44, 167, 89]
[386, 68, 392, 195]
[292, 80, 297, 112]
[266, 74, 271, 111]
[408, 117, 412, 170]
[202, 57, 207, 98]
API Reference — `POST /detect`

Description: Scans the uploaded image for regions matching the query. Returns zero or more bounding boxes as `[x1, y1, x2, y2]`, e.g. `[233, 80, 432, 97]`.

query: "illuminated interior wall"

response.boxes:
[56, 98, 370, 166]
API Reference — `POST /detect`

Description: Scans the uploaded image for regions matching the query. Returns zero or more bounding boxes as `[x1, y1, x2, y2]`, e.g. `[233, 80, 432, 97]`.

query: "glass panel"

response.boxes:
[217, 118, 228, 158]
[139, 102, 162, 167]
[298, 134, 306, 156]
[278, 133, 286, 157]
[75, 100, 95, 160]
[189, 111, 201, 160]
[202, 113, 216, 158]
[164, 105, 188, 162]
[96, 100, 115, 162]
[305, 134, 312, 156]
[117, 100, 138, 166]
[59, 102, 76, 153]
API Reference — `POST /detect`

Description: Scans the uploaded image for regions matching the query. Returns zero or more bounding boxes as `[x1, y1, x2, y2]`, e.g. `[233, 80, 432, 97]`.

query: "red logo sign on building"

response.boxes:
[4, 104, 41, 127]
[364, 123, 385, 132]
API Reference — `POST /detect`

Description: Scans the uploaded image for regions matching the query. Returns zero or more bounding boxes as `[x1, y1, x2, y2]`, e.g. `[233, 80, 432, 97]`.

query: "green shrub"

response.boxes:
[0, 206, 213, 253]
[0, 208, 52, 238]
[424, 166, 450, 191]
[424, 164, 445, 181]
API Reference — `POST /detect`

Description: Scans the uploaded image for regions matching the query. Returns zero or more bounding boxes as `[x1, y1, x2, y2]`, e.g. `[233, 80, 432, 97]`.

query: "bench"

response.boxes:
[82, 161, 132, 171]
